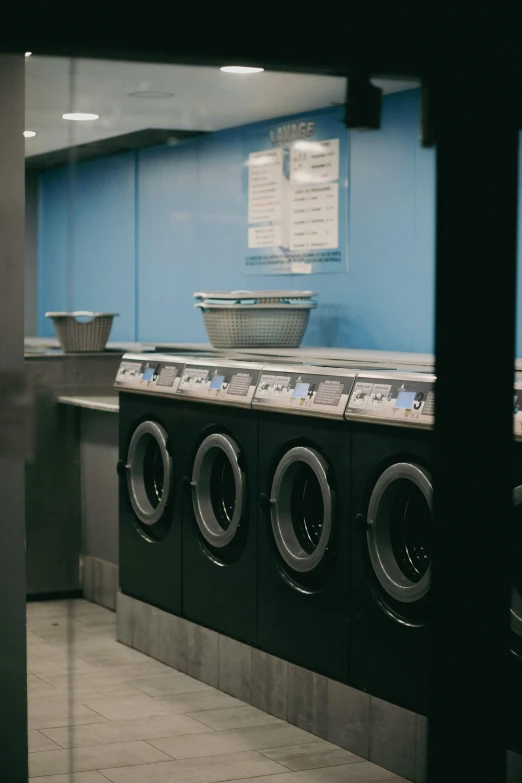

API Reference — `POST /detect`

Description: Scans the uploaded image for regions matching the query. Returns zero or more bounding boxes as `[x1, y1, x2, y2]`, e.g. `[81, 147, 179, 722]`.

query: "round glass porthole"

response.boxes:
[127, 420, 172, 527]
[270, 446, 333, 574]
[367, 462, 433, 605]
[191, 433, 245, 549]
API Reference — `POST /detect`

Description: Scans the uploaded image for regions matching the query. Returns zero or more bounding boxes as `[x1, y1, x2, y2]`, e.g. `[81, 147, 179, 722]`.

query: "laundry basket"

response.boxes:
[45, 311, 118, 353]
[194, 291, 316, 349]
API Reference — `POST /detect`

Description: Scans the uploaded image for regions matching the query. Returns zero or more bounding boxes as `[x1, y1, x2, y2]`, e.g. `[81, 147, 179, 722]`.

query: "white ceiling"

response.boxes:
[25, 56, 419, 157]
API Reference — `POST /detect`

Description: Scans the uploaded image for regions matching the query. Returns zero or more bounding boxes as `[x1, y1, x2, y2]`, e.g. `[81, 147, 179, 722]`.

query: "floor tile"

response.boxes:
[153, 690, 245, 714]
[129, 673, 213, 697]
[27, 656, 98, 676]
[28, 701, 108, 730]
[26, 598, 412, 783]
[28, 644, 58, 660]
[148, 723, 318, 759]
[82, 687, 241, 721]
[82, 692, 187, 721]
[259, 741, 363, 771]
[29, 740, 171, 777]
[28, 772, 109, 782]
[31, 626, 117, 644]
[187, 706, 282, 731]
[38, 662, 173, 689]
[27, 629, 49, 644]
[29, 617, 88, 634]
[72, 643, 155, 668]
[206, 763, 410, 783]
[34, 682, 144, 704]
[27, 598, 112, 620]
[41, 713, 213, 748]
[75, 612, 116, 627]
[28, 729, 62, 752]
[28, 674, 59, 694]
[99, 749, 288, 783]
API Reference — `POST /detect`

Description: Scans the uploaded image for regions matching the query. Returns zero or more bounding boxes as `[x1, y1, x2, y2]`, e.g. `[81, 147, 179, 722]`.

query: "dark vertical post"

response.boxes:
[0, 54, 29, 782]
[429, 69, 518, 780]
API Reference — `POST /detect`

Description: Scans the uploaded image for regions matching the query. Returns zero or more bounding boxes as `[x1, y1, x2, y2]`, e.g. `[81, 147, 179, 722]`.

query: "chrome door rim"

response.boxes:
[367, 462, 433, 604]
[270, 446, 333, 573]
[192, 433, 245, 548]
[127, 420, 172, 526]
[512, 486, 522, 638]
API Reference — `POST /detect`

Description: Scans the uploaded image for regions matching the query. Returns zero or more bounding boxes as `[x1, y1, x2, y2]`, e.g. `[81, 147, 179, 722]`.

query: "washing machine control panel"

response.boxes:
[253, 364, 357, 418]
[345, 372, 436, 428]
[114, 353, 186, 395]
[176, 360, 262, 406]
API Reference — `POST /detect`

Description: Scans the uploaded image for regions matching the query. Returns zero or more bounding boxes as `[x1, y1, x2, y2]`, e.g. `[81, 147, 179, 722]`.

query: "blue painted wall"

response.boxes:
[38, 90, 438, 351]
[38, 152, 136, 341]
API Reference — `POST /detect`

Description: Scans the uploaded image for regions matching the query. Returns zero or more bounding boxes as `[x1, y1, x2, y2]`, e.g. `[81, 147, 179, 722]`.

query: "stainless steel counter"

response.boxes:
[58, 394, 119, 413]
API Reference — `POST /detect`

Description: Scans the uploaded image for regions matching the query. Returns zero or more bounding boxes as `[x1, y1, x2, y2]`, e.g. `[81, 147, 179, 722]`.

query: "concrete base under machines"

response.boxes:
[82, 556, 119, 611]
[115, 593, 522, 783]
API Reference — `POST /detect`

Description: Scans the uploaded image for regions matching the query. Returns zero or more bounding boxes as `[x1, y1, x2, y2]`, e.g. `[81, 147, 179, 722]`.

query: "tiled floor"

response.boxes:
[27, 599, 409, 782]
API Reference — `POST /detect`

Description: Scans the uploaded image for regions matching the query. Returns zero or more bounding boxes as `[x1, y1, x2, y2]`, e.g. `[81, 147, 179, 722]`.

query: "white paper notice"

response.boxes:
[248, 224, 282, 248]
[290, 138, 339, 184]
[248, 149, 283, 224]
[289, 184, 339, 250]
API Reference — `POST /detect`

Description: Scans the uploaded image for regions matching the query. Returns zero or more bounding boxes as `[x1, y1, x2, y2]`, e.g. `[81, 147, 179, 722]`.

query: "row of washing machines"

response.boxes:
[114, 351, 521, 753]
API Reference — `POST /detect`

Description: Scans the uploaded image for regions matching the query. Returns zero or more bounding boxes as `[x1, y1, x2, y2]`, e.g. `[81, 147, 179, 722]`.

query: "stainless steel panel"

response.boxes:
[253, 363, 356, 419]
[345, 371, 436, 429]
[115, 352, 186, 395]
[176, 358, 263, 406]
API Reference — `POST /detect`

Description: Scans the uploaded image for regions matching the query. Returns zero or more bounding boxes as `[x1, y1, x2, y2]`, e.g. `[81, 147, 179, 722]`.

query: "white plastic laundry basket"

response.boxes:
[45, 311, 118, 352]
[194, 291, 316, 349]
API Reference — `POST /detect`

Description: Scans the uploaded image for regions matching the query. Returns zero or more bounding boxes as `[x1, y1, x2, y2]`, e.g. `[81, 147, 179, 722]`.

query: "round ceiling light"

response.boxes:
[220, 65, 264, 74]
[23, 130, 36, 138]
[128, 90, 174, 99]
[62, 112, 100, 121]
[25, 51, 32, 57]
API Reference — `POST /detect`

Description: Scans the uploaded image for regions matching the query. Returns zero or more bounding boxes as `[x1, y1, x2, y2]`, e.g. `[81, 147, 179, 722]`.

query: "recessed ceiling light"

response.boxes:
[220, 65, 264, 74]
[128, 90, 174, 99]
[25, 51, 32, 57]
[62, 113, 100, 121]
[23, 130, 36, 138]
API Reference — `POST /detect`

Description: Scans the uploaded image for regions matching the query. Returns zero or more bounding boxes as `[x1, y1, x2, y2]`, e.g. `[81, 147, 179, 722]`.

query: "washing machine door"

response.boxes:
[127, 420, 173, 527]
[192, 433, 246, 549]
[367, 462, 432, 605]
[270, 446, 333, 573]
[512, 487, 522, 640]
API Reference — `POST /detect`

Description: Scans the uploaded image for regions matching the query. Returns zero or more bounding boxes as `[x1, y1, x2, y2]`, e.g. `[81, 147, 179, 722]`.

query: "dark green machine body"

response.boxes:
[118, 392, 183, 615]
[181, 401, 258, 645]
[257, 411, 351, 682]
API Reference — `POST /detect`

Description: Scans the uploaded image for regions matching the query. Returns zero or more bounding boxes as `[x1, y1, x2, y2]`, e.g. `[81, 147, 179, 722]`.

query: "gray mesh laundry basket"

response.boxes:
[45, 311, 118, 352]
[194, 291, 316, 349]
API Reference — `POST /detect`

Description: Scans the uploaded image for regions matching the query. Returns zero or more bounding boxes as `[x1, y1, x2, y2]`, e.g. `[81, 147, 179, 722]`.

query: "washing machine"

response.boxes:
[177, 358, 263, 645]
[115, 353, 187, 614]
[254, 363, 356, 682]
[346, 370, 436, 715]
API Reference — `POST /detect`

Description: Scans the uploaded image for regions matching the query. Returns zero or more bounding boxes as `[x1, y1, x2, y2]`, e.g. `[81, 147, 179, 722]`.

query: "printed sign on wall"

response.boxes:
[243, 108, 348, 275]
